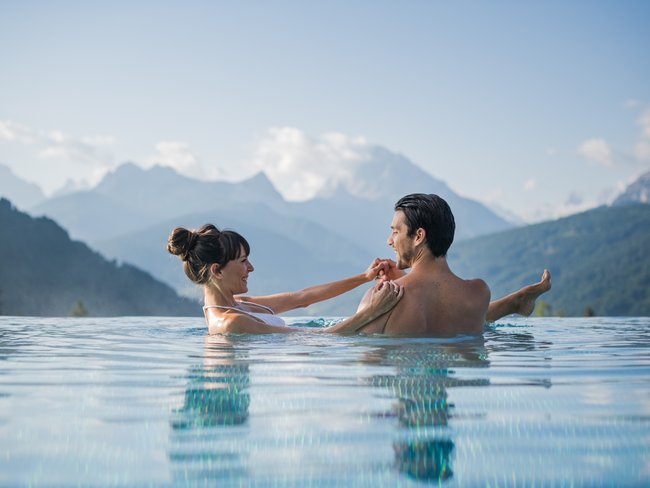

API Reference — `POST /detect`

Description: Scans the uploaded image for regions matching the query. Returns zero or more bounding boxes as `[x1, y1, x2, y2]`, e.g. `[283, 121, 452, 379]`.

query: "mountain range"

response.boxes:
[613, 169, 650, 206]
[0, 198, 199, 317]
[2, 154, 649, 317]
[23, 149, 513, 314]
[449, 203, 650, 316]
[0, 164, 45, 209]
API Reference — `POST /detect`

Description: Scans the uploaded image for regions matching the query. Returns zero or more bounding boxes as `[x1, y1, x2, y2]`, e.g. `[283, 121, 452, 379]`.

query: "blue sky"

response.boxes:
[1, 0, 649, 221]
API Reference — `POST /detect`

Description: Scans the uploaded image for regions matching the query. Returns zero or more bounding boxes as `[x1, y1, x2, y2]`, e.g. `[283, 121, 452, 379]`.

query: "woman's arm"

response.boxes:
[239, 259, 388, 314]
[211, 280, 403, 336]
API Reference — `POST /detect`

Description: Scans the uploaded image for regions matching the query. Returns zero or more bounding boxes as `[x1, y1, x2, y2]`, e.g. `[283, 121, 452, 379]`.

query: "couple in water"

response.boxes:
[168, 193, 551, 336]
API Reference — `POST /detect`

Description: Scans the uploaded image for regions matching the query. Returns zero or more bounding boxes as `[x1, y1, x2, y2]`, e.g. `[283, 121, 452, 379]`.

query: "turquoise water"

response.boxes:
[0, 316, 649, 487]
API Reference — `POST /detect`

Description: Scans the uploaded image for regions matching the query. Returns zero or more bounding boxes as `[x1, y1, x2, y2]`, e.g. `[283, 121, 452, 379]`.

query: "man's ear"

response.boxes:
[414, 227, 426, 246]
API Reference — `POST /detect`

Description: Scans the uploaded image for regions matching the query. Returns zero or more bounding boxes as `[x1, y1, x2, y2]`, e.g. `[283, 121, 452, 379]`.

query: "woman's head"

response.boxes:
[167, 224, 250, 285]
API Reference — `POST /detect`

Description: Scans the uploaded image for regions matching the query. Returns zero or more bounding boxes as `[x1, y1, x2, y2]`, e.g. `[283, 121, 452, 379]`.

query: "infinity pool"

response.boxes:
[1, 316, 649, 487]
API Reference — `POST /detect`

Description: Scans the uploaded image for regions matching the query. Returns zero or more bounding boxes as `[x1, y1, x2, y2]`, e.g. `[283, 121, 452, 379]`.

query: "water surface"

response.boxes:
[1, 316, 649, 487]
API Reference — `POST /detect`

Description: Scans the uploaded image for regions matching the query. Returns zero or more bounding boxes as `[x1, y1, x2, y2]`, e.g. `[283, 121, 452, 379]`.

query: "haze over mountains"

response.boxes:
[613, 169, 650, 206]
[23, 150, 514, 314]
[0, 164, 45, 209]
[1, 155, 649, 316]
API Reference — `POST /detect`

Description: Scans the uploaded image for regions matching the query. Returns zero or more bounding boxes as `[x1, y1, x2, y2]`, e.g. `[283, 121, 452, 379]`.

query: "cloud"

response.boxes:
[0, 120, 38, 144]
[624, 99, 641, 109]
[523, 178, 537, 191]
[524, 186, 620, 223]
[577, 138, 613, 167]
[251, 127, 371, 201]
[1, 119, 116, 167]
[39, 130, 116, 166]
[146, 141, 206, 179]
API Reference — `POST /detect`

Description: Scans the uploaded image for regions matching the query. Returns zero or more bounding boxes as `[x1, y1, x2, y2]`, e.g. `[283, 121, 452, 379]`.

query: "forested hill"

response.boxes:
[0, 198, 200, 317]
[448, 203, 650, 316]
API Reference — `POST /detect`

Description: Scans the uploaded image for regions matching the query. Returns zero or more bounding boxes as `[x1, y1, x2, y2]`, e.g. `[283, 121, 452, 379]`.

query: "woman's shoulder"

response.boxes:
[236, 299, 275, 314]
[206, 307, 245, 332]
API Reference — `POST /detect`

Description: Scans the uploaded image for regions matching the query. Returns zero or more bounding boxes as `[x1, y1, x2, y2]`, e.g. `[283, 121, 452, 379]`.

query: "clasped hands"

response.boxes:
[365, 258, 406, 282]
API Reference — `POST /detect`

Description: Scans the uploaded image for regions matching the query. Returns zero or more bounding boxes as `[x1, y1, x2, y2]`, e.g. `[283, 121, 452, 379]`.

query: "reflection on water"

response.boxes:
[169, 336, 252, 482]
[167, 330, 560, 485]
[363, 337, 490, 483]
[394, 439, 455, 482]
[1, 317, 648, 486]
[172, 337, 250, 429]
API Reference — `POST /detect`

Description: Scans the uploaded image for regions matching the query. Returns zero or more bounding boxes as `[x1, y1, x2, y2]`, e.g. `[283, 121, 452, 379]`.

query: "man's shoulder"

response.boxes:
[465, 277, 491, 301]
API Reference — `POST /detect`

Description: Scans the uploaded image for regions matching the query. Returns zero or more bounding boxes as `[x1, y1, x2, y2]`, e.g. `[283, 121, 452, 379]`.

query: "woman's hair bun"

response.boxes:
[167, 227, 198, 261]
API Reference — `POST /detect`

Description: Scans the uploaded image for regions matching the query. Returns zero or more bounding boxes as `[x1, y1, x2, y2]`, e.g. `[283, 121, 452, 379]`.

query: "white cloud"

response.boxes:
[251, 127, 371, 201]
[146, 141, 205, 179]
[523, 186, 618, 223]
[1, 119, 116, 167]
[39, 130, 116, 166]
[577, 138, 613, 167]
[0, 120, 38, 144]
[523, 178, 537, 191]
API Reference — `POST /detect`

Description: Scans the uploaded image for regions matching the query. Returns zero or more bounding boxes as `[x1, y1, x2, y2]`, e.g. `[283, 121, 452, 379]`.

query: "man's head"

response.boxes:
[389, 194, 455, 268]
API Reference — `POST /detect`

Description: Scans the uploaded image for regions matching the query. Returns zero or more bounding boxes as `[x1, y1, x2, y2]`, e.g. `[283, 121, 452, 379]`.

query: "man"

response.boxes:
[358, 193, 551, 335]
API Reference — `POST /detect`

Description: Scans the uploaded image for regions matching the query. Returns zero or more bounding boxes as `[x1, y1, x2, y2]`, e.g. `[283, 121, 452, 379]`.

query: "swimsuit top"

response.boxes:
[202, 301, 286, 327]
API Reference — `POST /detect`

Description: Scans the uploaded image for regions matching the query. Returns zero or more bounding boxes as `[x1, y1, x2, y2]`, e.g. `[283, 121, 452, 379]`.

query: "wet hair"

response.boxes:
[167, 224, 250, 285]
[394, 193, 455, 257]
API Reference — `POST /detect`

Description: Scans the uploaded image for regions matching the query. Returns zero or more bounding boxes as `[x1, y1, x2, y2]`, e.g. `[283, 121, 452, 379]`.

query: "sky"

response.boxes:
[1, 0, 649, 222]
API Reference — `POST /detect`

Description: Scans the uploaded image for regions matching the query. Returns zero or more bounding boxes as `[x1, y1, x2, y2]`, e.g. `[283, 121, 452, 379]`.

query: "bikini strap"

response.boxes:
[237, 300, 275, 314]
[202, 304, 271, 324]
[202, 302, 275, 314]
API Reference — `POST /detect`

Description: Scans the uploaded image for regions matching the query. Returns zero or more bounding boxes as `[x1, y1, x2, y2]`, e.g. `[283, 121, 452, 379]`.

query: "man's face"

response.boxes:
[387, 210, 416, 270]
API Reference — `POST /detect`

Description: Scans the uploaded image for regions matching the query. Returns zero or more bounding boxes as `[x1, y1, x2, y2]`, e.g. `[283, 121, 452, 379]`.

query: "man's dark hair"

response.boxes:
[394, 193, 455, 257]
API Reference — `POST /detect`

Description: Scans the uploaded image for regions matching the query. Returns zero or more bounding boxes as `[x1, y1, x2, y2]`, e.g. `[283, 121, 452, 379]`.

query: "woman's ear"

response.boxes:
[210, 263, 221, 278]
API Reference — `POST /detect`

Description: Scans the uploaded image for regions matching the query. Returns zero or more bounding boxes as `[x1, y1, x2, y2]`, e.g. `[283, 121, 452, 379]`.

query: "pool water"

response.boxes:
[1, 316, 649, 487]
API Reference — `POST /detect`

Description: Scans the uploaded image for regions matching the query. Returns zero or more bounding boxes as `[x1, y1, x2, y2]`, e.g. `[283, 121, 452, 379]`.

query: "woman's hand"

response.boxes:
[365, 280, 404, 317]
[364, 258, 385, 281]
[364, 258, 407, 282]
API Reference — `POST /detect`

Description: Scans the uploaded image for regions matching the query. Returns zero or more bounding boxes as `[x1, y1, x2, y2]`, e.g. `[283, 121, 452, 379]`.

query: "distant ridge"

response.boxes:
[0, 198, 200, 317]
[613, 169, 650, 206]
[0, 164, 44, 209]
[449, 203, 650, 316]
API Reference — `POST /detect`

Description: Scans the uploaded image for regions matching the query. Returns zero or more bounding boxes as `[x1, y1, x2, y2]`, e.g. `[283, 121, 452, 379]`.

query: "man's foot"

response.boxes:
[513, 269, 552, 316]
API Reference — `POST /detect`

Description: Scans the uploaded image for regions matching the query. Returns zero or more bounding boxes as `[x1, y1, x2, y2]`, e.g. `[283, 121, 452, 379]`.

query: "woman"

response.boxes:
[167, 224, 403, 334]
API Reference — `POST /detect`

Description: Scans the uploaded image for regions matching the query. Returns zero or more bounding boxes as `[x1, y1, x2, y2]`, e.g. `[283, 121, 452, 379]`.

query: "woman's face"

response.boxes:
[218, 245, 254, 294]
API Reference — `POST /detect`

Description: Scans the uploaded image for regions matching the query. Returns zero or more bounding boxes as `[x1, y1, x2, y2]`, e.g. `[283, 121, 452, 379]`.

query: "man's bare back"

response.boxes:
[358, 258, 490, 336]
[355, 194, 551, 337]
